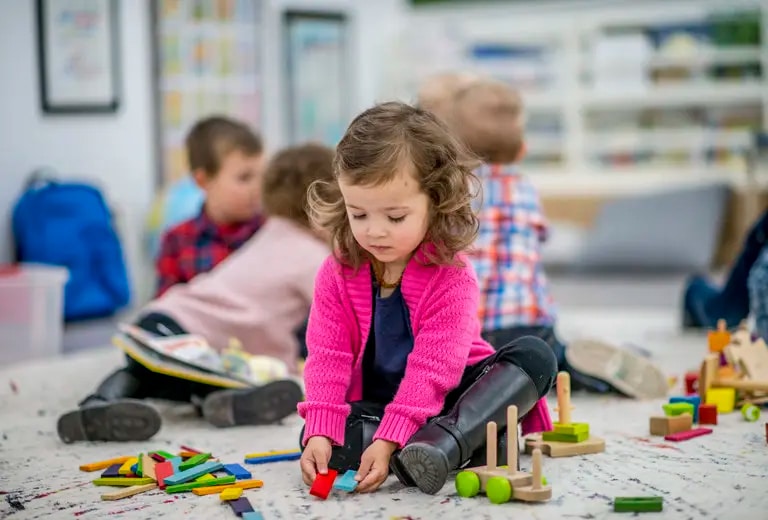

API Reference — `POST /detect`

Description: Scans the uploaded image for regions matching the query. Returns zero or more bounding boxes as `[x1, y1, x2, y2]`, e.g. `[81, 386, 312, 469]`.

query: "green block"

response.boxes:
[662, 403, 694, 417]
[542, 430, 589, 443]
[137, 453, 144, 477]
[93, 477, 155, 487]
[614, 496, 663, 512]
[552, 422, 589, 435]
[165, 475, 235, 494]
[178, 452, 212, 472]
[152, 450, 176, 459]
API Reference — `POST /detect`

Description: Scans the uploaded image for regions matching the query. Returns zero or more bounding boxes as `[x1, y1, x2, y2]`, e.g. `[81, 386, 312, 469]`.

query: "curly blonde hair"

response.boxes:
[307, 101, 480, 270]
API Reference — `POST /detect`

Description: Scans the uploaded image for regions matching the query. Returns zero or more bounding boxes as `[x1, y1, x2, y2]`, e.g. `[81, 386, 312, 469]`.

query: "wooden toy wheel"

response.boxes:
[455, 471, 480, 498]
[486, 476, 512, 504]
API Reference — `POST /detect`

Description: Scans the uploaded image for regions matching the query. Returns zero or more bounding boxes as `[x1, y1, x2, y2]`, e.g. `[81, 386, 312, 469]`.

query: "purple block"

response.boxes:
[100, 463, 123, 478]
[228, 497, 255, 516]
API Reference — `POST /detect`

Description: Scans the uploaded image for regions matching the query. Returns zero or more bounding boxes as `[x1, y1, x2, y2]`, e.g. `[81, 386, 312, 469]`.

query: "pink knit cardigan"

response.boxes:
[298, 249, 552, 448]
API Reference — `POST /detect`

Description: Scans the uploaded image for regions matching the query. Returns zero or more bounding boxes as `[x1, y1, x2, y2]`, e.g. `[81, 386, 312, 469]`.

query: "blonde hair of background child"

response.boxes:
[261, 143, 335, 230]
[451, 78, 525, 164]
[185, 115, 263, 178]
[416, 71, 479, 124]
[307, 101, 480, 270]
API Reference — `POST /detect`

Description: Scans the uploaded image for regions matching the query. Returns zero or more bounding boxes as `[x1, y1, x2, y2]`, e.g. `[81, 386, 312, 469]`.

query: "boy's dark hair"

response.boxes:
[452, 79, 524, 164]
[185, 116, 263, 178]
[308, 101, 480, 270]
[262, 143, 335, 229]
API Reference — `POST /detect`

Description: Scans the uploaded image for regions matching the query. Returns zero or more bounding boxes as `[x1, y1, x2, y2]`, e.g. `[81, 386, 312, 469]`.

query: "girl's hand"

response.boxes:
[355, 439, 398, 493]
[300, 436, 333, 486]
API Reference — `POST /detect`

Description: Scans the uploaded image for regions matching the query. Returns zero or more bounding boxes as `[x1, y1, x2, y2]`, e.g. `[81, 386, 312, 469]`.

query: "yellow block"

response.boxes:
[705, 388, 736, 413]
[219, 487, 243, 501]
[118, 457, 139, 475]
[79, 456, 132, 472]
[195, 474, 216, 483]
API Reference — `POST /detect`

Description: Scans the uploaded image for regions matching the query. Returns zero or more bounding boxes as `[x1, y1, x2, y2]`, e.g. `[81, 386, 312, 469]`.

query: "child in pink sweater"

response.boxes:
[298, 102, 557, 495]
[56, 144, 333, 444]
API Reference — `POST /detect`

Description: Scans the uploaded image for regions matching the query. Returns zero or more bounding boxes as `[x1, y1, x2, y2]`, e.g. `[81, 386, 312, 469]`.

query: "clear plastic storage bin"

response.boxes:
[0, 264, 69, 364]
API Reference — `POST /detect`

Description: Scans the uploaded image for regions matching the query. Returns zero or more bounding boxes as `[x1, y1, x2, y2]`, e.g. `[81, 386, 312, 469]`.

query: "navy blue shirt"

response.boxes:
[362, 281, 416, 404]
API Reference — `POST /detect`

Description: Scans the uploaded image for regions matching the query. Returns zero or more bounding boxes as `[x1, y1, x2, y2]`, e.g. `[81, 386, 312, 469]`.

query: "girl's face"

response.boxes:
[339, 167, 430, 268]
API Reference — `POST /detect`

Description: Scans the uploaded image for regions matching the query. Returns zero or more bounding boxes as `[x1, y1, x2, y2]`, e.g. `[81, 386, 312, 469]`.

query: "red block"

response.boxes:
[155, 461, 174, 490]
[684, 372, 699, 395]
[664, 427, 713, 442]
[698, 404, 718, 425]
[309, 469, 338, 500]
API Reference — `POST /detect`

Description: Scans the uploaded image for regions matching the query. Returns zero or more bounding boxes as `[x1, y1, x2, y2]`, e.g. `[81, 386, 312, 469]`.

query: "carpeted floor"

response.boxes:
[1, 307, 767, 519]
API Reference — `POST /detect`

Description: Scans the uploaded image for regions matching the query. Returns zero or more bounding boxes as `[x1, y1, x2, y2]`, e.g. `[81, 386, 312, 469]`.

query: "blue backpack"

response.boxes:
[12, 174, 131, 321]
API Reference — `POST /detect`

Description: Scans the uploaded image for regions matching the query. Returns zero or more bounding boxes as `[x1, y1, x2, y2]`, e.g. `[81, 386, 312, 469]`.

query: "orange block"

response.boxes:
[708, 319, 731, 353]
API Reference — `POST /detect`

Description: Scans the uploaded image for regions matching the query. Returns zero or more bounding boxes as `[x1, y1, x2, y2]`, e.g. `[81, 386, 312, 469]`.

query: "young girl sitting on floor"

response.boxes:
[297, 101, 557, 495]
[56, 144, 333, 443]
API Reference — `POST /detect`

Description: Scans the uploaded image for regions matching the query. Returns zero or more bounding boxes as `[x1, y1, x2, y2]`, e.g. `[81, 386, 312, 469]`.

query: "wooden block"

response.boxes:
[220, 487, 243, 501]
[510, 448, 551, 502]
[242, 512, 265, 520]
[706, 388, 736, 413]
[191, 479, 264, 496]
[154, 461, 173, 491]
[179, 452, 212, 471]
[140, 454, 157, 481]
[309, 469, 338, 500]
[79, 456, 132, 472]
[462, 465, 532, 492]
[552, 422, 589, 435]
[223, 463, 252, 480]
[166, 475, 236, 494]
[698, 404, 718, 425]
[195, 474, 216, 483]
[118, 457, 138, 475]
[662, 402, 694, 417]
[708, 320, 731, 353]
[93, 477, 155, 487]
[244, 452, 301, 464]
[669, 396, 701, 422]
[152, 450, 176, 460]
[684, 372, 699, 394]
[542, 430, 588, 443]
[180, 445, 203, 455]
[164, 461, 223, 486]
[101, 483, 157, 501]
[228, 497, 255, 516]
[244, 448, 301, 459]
[614, 496, 663, 512]
[649, 414, 693, 436]
[664, 427, 713, 442]
[333, 469, 358, 492]
[525, 435, 605, 458]
[167, 456, 182, 474]
[100, 464, 123, 478]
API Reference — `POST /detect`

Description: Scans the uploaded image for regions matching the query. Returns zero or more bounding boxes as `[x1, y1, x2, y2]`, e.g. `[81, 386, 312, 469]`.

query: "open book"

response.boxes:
[112, 324, 292, 389]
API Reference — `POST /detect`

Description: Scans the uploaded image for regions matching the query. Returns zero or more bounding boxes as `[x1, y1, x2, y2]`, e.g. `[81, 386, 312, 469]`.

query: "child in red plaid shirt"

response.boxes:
[155, 116, 266, 296]
[419, 75, 667, 399]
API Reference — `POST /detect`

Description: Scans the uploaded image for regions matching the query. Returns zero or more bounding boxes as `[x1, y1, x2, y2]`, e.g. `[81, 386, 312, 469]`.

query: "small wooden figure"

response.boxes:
[698, 404, 718, 425]
[525, 371, 605, 457]
[708, 319, 731, 353]
[309, 469, 338, 500]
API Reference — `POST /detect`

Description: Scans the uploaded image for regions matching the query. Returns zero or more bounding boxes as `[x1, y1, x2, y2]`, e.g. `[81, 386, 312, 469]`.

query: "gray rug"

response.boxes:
[1, 308, 767, 519]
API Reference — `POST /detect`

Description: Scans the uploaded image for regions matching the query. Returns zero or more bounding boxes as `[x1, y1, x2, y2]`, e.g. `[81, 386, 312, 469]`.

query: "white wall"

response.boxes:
[0, 0, 156, 302]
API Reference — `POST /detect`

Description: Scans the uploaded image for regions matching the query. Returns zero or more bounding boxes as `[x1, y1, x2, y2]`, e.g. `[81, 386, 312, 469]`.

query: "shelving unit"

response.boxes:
[386, 0, 768, 195]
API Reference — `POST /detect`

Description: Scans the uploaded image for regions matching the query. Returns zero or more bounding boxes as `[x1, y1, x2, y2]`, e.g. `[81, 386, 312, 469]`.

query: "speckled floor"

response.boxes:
[1, 306, 767, 519]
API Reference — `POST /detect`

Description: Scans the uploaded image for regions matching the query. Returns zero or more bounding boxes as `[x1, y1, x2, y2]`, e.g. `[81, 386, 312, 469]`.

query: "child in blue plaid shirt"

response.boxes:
[418, 74, 667, 398]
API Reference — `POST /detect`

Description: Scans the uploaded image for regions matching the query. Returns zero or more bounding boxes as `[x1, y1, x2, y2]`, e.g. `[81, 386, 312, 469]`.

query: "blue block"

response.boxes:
[242, 512, 264, 520]
[244, 452, 302, 464]
[223, 463, 252, 480]
[163, 460, 224, 486]
[333, 469, 358, 492]
[167, 456, 182, 474]
[130, 463, 138, 475]
[670, 396, 701, 423]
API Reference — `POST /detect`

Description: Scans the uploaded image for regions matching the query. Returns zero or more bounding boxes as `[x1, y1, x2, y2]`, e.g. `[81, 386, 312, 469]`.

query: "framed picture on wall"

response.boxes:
[36, 0, 121, 114]
[284, 11, 350, 145]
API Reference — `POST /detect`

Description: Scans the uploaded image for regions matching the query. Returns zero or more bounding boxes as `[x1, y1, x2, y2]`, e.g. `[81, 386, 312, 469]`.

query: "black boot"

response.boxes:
[391, 361, 551, 495]
[202, 379, 303, 427]
[56, 369, 161, 444]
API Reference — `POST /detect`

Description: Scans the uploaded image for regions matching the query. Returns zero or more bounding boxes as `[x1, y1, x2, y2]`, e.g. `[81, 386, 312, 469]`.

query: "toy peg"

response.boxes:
[554, 372, 573, 425]
[486, 421, 497, 472]
[530, 448, 543, 490]
[506, 406, 518, 474]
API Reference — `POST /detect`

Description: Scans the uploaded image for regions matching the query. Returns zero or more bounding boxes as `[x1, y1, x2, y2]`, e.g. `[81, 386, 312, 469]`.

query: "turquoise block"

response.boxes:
[163, 460, 224, 486]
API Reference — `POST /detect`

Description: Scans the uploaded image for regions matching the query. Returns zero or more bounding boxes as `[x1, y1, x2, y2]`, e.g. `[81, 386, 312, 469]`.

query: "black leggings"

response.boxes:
[300, 335, 555, 469]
